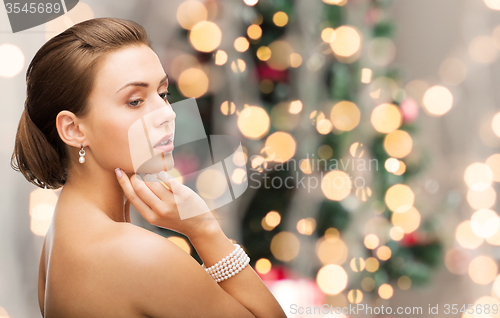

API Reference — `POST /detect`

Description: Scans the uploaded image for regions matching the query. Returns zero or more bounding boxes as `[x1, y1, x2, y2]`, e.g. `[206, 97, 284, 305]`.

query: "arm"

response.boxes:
[115, 170, 286, 318]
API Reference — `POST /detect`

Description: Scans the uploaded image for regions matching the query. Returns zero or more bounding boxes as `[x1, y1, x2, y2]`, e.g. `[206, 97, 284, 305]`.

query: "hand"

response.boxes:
[115, 169, 221, 239]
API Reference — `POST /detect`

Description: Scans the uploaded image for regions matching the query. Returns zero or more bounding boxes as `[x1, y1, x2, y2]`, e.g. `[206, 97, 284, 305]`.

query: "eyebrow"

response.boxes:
[115, 74, 169, 94]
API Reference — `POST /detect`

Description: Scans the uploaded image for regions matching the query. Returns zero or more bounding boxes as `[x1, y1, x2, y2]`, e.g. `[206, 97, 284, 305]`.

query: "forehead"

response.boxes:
[91, 45, 165, 94]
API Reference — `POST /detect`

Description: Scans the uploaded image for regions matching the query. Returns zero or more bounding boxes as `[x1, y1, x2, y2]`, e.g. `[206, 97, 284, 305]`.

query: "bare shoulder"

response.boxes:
[107, 223, 254, 318]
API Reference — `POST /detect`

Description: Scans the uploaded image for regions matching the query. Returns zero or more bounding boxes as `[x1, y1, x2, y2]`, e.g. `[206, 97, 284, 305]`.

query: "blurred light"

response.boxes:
[237, 106, 270, 139]
[290, 53, 302, 68]
[493, 112, 500, 138]
[370, 103, 402, 133]
[297, 218, 316, 235]
[464, 162, 493, 191]
[271, 231, 300, 261]
[469, 255, 498, 284]
[422, 85, 453, 116]
[378, 284, 394, 299]
[347, 289, 363, 304]
[445, 248, 470, 275]
[486, 227, 500, 245]
[330, 26, 361, 58]
[168, 236, 191, 254]
[389, 226, 405, 241]
[289, 100, 303, 114]
[393, 160, 406, 176]
[316, 264, 348, 295]
[321, 170, 352, 201]
[176, 1, 207, 30]
[316, 119, 333, 134]
[361, 68, 372, 83]
[350, 257, 365, 272]
[323, 0, 347, 4]
[485, 0, 500, 9]
[0, 44, 24, 78]
[398, 276, 411, 290]
[170, 54, 200, 80]
[273, 11, 288, 27]
[365, 257, 379, 272]
[456, 220, 484, 249]
[267, 40, 294, 70]
[321, 27, 336, 43]
[310, 110, 325, 125]
[384, 130, 413, 158]
[300, 159, 312, 174]
[231, 59, 246, 73]
[0, 307, 9, 318]
[469, 35, 498, 64]
[168, 168, 184, 184]
[317, 236, 348, 265]
[220, 101, 236, 115]
[368, 37, 396, 66]
[247, 24, 262, 40]
[377, 246, 392, 261]
[385, 184, 414, 213]
[325, 227, 340, 240]
[486, 154, 500, 181]
[255, 258, 272, 274]
[330, 101, 361, 131]
[439, 57, 467, 86]
[349, 142, 364, 157]
[493, 275, 500, 298]
[189, 21, 222, 52]
[251, 155, 267, 172]
[474, 297, 500, 318]
[178, 68, 209, 98]
[467, 187, 496, 210]
[257, 46, 272, 61]
[266, 211, 281, 228]
[214, 50, 228, 65]
[244, 0, 258, 5]
[234, 37, 250, 52]
[30, 189, 58, 236]
[232, 151, 247, 166]
[361, 277, 375, 291]
[391, 206, 421, 233]
[196, 168, 226, 199]
[264, 132, 296, 162]
[364, 234, 379, 249]
[231, 168, 246, 184]
[385, 158, 400, 173]
[470, 209, 500, 238]
[318, 145, 333, 159]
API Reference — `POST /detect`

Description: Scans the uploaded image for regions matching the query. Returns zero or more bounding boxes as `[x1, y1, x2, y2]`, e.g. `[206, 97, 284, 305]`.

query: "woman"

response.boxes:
[11, 17, 286, 317]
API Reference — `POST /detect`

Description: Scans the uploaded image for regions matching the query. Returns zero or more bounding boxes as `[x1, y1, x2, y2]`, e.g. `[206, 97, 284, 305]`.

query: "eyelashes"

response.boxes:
[128, 91, 170, 108]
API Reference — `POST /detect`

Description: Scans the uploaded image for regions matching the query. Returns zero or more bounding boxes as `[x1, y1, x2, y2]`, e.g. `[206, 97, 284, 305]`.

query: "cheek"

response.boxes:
[90, 116, 134, 171]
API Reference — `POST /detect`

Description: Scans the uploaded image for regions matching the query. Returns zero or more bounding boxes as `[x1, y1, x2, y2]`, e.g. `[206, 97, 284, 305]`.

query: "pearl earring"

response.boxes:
[79, 143, 86, 164]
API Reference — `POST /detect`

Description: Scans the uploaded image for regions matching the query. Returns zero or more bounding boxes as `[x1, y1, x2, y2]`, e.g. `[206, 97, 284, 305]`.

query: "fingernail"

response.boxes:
[115, 168, 122, 178]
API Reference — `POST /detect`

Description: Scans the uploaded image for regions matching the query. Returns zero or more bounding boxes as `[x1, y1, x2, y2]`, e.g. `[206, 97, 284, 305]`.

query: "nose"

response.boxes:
[153, 102, 176, 128]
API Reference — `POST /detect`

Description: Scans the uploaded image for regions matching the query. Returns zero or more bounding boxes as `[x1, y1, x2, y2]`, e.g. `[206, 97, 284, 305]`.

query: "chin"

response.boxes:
[135, 152, 174, 174]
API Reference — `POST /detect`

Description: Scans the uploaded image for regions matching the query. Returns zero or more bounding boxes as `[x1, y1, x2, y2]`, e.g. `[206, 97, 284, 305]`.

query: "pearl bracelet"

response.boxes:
[202, 244, 251, 283]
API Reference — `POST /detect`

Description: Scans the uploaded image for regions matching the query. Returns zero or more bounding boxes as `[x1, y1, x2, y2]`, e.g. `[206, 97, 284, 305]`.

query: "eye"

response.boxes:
[128, 99, 143, 108]
[159, 91, 171, 101]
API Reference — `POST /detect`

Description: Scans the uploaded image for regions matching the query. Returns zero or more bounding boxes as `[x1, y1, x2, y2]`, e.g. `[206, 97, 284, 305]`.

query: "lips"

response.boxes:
[153, 134, 174, 148]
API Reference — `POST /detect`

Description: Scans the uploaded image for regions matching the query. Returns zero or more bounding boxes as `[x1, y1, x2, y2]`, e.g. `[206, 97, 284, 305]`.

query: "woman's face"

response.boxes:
[82, 44, 175, 174]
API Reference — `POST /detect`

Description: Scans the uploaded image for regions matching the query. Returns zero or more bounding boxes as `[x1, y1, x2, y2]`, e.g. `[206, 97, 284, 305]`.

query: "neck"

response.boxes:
[60, 155, 131, 223]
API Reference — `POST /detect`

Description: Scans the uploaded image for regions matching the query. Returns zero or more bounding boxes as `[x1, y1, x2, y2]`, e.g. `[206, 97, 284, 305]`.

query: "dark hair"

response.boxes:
[11, 18, 151, 189]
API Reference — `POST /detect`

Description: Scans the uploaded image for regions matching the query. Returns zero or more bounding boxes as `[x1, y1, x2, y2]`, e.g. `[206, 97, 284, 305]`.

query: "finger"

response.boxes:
[115, 168, 157, 222]
[131, 173, 174, 218]
[142, 173, 175, 202]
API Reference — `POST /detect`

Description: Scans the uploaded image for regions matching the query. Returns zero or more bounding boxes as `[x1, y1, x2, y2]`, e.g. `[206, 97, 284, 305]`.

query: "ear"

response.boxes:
[56, 110, 86, 148]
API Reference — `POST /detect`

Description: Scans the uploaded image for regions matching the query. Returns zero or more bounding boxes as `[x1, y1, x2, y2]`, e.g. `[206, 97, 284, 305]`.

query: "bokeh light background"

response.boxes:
[2, 0, 500, 317]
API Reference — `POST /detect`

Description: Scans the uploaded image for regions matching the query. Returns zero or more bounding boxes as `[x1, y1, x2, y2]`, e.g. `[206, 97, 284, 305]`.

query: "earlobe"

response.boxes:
[56, 110, 86, 148]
